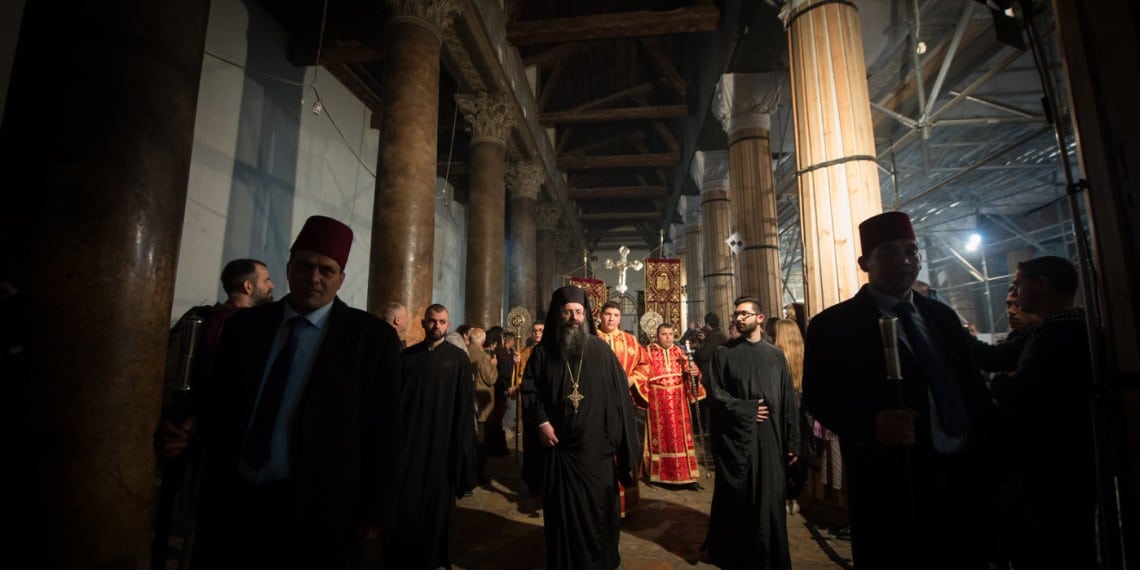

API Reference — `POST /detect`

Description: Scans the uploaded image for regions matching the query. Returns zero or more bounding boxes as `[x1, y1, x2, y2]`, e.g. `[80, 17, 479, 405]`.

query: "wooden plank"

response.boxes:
[570, 186, 668, 200]
[579, 212, 661, 222]
[557, 151, 680, 170]
[521, 42, 585, 68]
[541, 105, 688, 125]
[638, 38, 686, 95]
[564, 130, 646, 156]
[507, 5, 720, 46]
[572, 82, 655, 111]
[538, 57, 567, 111]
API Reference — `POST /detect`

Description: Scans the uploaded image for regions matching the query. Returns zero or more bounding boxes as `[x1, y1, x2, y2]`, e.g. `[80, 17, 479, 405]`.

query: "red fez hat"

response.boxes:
[859, 211, 916, 256]
[291, 215, 353, 269]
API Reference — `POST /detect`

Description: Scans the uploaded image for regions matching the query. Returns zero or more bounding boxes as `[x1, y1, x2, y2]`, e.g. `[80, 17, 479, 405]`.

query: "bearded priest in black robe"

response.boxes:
[521, 286, 640, 570]
[704, 296, 799, 569]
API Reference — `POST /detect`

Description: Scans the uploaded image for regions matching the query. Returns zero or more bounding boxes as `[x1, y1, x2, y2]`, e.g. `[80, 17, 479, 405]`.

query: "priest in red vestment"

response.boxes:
[644, 322, 706, 485]
[596, 300, 650, 515]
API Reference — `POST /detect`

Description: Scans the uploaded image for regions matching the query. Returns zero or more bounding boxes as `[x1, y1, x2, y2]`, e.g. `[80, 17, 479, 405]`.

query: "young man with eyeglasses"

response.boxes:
[702, 297, 799, 569]
[802, 211, 997, 569]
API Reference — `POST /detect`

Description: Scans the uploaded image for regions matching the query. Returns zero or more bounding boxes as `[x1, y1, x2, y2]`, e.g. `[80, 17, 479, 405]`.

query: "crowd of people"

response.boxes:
[150, 211, 1097, 569]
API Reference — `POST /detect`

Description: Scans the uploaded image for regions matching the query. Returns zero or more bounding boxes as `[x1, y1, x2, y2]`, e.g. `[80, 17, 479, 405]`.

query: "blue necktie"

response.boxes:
[244, 316, 306, 470]
[893, 303, 967, 437]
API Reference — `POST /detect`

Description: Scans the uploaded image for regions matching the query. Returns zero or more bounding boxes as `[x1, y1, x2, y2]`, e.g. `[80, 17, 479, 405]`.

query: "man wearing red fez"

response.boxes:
[802, 211, 997, 569]
[193, 215, 402, 568]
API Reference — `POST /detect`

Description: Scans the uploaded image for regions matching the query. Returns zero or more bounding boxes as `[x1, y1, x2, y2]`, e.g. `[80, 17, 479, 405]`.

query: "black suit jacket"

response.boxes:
[196, 296, 402, 551]
[802, 285, 995, 568]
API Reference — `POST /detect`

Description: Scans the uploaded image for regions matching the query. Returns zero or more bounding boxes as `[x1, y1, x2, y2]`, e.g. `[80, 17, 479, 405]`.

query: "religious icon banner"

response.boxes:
[569, 277, 608, 325]
[644, 258, 682, 331]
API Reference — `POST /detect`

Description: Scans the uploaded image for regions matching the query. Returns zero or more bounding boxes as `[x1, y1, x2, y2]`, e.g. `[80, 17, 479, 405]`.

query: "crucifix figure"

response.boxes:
[605, 245, 643, 295]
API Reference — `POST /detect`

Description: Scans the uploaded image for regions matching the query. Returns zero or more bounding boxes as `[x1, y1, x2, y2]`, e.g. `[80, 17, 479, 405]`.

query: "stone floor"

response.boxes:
[450, 445, 852, 570]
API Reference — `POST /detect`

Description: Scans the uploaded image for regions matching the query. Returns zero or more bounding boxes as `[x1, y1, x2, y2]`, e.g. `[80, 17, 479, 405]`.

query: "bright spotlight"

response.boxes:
[965, 233, 982, 252]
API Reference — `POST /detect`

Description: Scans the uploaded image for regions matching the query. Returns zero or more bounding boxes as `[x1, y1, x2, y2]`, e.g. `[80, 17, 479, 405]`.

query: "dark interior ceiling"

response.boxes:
[255, 0, 1075, 307]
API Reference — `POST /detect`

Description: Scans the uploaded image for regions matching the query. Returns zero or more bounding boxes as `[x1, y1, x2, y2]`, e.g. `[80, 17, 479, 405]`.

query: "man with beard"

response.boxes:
[993, 256, 1095, 568]
[157, 258, 276, 457]
[385, 304, 478, 569]
[193, 216, 402, 568]
[152, 258, 275, 567]
[521, 286, 640, 570]
[703, 297, 799, 569]
[803, 212, 996, 569]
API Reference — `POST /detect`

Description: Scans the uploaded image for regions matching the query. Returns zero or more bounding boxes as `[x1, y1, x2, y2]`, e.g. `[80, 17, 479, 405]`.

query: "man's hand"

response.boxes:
[756, 398, 770, 423]
[490, 353, 498, 366]
[539, 422, 559, 447]
[787, 453, 799, 466]
[875, 408, 918, 446]
[513, 352, 521, 365]
[507, 385, 520, 397]
[156, 418, 195, 458]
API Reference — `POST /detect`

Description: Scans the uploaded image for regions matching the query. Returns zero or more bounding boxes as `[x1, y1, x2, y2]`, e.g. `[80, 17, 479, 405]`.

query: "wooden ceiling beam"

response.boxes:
[507, 5, 720, 46]
[541, 105, 688, 125]
[557, 151, 680, 170]
[638, 38, 686, 96]
[579, 212, 662, 222]
[538, 57, 568, 111]
[521, 42, 586, 68]
[564, 130, 646, 156]
[570, 186, 668, 200]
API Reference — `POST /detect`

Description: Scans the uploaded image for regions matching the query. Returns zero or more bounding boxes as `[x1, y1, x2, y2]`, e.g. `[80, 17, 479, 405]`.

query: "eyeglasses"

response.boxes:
[733, 311, 759, 320]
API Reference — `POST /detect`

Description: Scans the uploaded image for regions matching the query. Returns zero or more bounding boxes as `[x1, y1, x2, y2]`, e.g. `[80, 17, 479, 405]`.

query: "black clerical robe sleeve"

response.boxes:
[777, 359, 800, 458]
[451, 355, 478, 497]
[521, 347, 548, 428]
[705, 345, 761, 443]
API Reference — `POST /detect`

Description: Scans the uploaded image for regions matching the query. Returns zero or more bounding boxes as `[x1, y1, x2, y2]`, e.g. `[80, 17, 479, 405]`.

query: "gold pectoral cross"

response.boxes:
[568, 386, 584, 412]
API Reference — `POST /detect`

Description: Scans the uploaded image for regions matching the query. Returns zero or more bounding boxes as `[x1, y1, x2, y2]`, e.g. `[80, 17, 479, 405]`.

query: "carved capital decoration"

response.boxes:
[442, 27, 486, 91]
[456, 92, 516, 145]
[712, 72, 784, 135]
[507, 163, 545, 200]
[689, 150, 730, 192]
[536, 201, 562, 231]
[385, 0, 460, 42]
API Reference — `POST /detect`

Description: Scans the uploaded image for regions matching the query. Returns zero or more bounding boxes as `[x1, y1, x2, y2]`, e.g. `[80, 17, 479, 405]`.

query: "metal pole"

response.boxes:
[980, 241, 994, 336]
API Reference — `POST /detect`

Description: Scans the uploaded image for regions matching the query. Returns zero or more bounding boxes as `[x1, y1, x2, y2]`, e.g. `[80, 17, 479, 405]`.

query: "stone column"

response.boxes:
[507, 163, 544, 318]
[1, 2, 210, 566]
[785, 0, 882, 316]
[536, 201, 561, 319]
[691, 150, 735, 328]
[458, 92, 515, 328]
[715, 72, 784, 317]
[683, 196, 706, 325]
[370, 0, 458, 343]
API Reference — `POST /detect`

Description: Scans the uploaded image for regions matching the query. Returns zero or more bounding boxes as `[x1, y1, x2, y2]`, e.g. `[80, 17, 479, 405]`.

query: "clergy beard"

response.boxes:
[558, 321, 588, 362]
[736, 319, 758, 337]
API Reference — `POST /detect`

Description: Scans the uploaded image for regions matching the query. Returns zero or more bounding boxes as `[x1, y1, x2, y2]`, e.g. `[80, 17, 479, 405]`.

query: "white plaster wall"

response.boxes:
[433, 179, 468, 323]
[171, 0, 379, 321]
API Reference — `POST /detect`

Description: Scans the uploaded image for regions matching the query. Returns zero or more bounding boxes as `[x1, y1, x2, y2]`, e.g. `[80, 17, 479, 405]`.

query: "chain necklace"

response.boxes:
[565, 357, 585, 412]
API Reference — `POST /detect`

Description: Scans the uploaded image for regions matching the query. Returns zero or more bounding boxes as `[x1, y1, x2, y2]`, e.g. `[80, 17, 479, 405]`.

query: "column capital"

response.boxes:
[507, 162, 545, 200]
[713, 73, 783, 135]
[536, 201, 561, 231]
[690, 150, 730, 192]
[385, 0, 460, 42]
[456, 92, 516, 145]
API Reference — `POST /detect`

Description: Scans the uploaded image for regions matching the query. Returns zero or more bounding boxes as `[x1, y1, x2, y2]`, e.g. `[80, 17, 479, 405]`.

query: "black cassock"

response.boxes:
[384, 340, 477, 569]
[704, 338, 799, 570]
[521, 336, 640, 570]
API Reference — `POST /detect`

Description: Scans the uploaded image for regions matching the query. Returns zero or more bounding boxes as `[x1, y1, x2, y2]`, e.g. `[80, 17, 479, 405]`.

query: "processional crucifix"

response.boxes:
[605, 245, 643, 295]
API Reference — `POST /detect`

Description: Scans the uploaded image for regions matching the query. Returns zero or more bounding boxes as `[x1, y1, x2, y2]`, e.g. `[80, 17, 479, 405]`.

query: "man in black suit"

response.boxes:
[193, 215, 402, 568]
[803, 211, 995, 569]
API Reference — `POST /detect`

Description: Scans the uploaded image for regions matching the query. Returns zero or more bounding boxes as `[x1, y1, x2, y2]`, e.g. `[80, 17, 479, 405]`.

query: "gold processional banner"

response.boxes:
[644, 258, 682, 332]
[568, 277, 608, 326]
